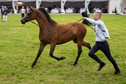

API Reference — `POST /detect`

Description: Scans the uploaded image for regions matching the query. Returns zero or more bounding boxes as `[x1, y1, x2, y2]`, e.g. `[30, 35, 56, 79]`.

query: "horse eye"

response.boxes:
[28, 13, 32, 16]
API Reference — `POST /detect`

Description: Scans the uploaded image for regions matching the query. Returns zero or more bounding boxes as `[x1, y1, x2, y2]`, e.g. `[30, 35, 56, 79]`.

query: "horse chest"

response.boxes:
[39, 31, 52, 43]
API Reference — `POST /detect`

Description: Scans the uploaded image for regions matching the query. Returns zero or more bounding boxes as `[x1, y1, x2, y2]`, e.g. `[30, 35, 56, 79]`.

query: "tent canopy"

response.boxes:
[0, 0, 109, 2]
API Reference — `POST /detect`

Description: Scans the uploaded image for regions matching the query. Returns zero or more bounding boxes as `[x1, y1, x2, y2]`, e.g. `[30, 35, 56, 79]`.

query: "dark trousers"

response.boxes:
[21, 13, 25, 18]
[88, 41, 120, 71]
[1, 14, 3, 20]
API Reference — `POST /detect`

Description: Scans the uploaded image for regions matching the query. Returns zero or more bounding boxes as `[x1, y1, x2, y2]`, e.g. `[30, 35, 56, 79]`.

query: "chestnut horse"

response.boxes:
[21, 7, 91, 68]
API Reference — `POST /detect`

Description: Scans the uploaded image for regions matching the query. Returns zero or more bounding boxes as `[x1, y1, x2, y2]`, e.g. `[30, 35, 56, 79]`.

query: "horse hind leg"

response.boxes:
[73, 36, 77, 43]
[73, 41, 91, 66]
[82, 41, 91, 50]
[73, 40, 82, 66]
[73, 36, 91, 49]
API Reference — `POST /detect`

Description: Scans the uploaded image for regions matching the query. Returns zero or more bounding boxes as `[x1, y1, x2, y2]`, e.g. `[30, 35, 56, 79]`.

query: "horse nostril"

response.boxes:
[21, 19, 25, 24]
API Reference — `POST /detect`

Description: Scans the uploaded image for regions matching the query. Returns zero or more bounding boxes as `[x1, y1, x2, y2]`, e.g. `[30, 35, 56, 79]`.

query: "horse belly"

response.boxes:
[57, 33, 75, 44]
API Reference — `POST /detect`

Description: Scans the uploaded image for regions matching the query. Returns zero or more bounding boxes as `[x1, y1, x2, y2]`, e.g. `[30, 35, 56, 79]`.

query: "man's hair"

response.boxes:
[95, 12, 101, 18]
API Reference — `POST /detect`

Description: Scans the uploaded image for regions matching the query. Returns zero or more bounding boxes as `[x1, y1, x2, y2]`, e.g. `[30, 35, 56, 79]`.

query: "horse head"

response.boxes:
[21, 7, 37, 24]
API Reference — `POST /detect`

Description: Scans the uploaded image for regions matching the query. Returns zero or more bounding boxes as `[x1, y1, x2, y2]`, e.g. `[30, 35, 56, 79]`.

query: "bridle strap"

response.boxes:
[30, 20, 39, 26]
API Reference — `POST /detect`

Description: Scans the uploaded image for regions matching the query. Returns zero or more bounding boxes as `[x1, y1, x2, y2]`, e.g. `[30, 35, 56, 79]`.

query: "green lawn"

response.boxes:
[0, 14, 126, 84]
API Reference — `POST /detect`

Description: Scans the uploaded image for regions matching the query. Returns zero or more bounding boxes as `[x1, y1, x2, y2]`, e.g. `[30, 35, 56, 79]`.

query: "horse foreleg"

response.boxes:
[29, 42, 46, 68]
[73, 41, 82, 66]
[49, 42, 65, 61]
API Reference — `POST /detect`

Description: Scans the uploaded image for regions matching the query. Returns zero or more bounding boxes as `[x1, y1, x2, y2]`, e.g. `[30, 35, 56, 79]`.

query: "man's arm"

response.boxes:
[83, 17, 100, 25]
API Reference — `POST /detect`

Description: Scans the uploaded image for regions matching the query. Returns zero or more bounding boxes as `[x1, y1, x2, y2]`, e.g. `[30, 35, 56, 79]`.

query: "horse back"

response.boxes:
[57, 22, 87, 36]
[54, 22, 87, 44]
[39, 22, 87, 44]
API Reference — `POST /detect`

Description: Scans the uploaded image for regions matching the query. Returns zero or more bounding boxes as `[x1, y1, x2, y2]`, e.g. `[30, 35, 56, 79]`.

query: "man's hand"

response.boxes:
[83, 17, 87, 20]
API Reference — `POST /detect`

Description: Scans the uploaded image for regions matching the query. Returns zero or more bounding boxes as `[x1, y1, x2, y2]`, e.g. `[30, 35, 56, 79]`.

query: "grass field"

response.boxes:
[0, 14, 126, 84]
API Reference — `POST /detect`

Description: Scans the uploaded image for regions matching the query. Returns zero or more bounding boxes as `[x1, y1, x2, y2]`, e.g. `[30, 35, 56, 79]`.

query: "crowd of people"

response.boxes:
[0, 5, 30, 22]
[20, 6, 30, 18]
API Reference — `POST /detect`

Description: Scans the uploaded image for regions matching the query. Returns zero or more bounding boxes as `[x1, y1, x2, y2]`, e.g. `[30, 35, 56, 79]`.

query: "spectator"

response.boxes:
[0, 5, 1, 14]
[26, 6, 30, 14]
[124, 8, 126, 14]
[96, 8, 101, 13]
[3, 6, 8, 22]
[20, 6, 26, 18]
[93, 7, 97, 12]
[1, 5, 4, 20]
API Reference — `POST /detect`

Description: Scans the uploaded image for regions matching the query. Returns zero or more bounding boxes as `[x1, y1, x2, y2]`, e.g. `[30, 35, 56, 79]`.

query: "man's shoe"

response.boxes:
[115, 70, 120, 75]
[97, 62, 105, 71]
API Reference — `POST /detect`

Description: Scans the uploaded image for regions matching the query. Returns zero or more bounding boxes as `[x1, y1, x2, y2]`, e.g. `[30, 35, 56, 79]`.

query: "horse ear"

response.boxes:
[30, 7, 34, 12]
[30, 8, 33, 12]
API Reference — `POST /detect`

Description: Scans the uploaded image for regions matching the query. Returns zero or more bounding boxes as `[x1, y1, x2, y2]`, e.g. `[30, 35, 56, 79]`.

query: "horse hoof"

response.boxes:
[60, 56, 65, 60]
[29, 66, 33, 69]
[73, 64, 77, 66]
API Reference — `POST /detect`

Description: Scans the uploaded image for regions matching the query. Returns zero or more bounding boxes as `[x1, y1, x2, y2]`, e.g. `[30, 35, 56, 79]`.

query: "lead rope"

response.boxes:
[30, 18, 83, 35]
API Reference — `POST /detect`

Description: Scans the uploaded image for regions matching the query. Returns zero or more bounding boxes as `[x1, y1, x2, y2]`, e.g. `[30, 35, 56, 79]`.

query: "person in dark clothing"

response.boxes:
[83, 12, 120, 75]
[1, 5, 4, 20]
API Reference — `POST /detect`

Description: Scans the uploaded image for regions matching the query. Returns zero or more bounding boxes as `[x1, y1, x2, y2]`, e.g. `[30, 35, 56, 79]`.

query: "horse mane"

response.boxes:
[38, 7, 56, 25]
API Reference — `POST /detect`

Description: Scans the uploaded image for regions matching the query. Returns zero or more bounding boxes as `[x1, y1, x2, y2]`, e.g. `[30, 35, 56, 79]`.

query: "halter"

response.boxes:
[26, 12, 39, 26]
[30, 20, 39, 26]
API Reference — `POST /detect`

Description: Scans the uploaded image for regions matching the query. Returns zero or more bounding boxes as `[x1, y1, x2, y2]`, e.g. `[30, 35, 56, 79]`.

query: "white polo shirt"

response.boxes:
[87, 18, 110, 42]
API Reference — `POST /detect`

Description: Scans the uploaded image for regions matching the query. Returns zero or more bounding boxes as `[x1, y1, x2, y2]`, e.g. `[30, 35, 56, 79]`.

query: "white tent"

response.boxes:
[0, 0, 125, 14]
[121, 0, 126, 13]
[108, 0, 123, 14]
[0, 0, 108, 2]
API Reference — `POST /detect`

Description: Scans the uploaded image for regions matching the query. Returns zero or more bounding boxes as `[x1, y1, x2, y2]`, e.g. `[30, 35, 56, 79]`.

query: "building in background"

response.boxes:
[0, 0, 125, 14]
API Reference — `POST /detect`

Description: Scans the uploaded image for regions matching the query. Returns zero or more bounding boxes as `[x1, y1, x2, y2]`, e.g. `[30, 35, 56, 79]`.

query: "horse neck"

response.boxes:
[36, 14, 49, 28]
[35, 11, 56, 29]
